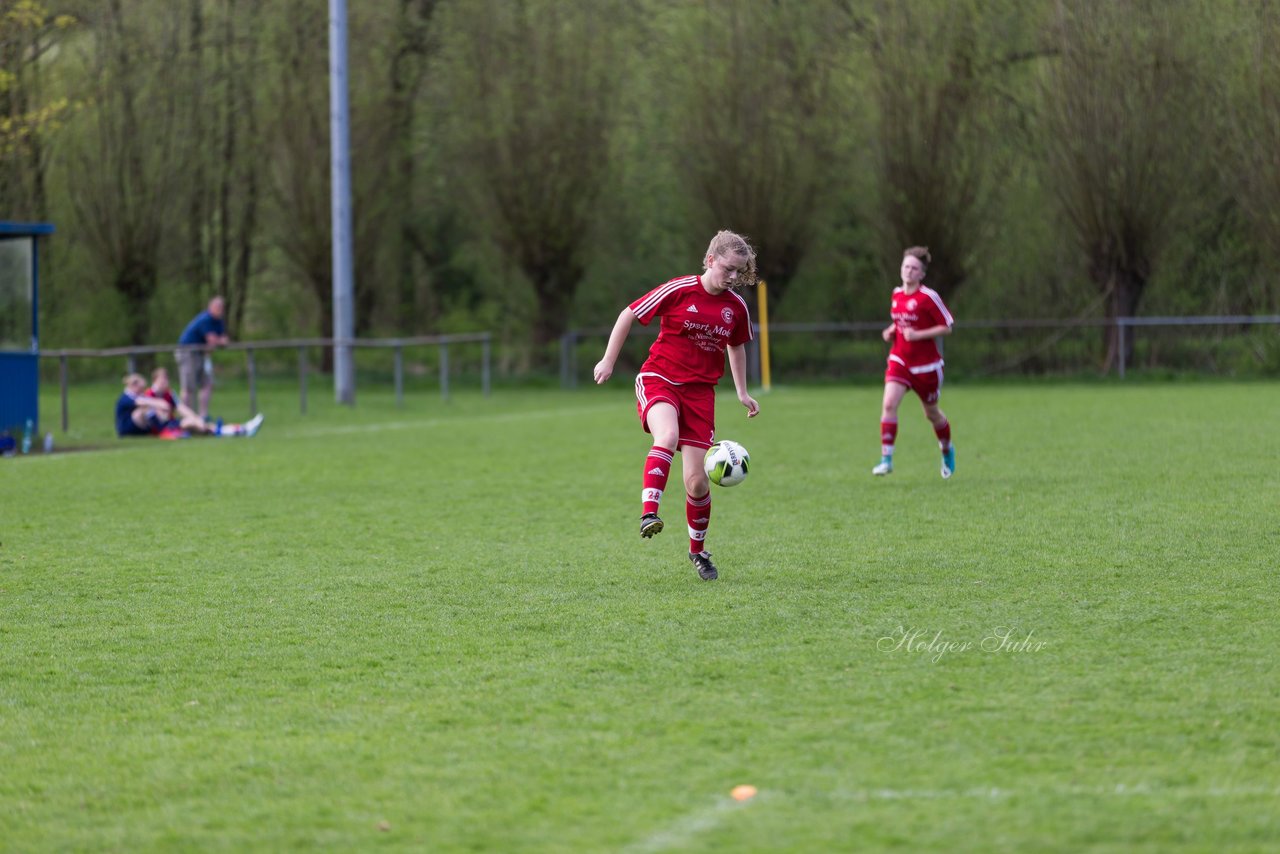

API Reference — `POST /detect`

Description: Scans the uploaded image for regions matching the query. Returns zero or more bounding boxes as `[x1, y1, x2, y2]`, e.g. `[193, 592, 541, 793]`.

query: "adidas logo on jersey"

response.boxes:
[647, 467, 666, 476]
[686, 304, 699, 312]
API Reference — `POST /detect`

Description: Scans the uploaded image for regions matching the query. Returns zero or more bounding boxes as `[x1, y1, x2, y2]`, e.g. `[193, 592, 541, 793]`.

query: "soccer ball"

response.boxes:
[704, 440, 750, 487]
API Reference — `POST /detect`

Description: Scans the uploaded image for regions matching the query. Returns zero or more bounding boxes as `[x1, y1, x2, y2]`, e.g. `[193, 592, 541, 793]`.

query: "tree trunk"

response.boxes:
[229, 2, 260, 336]
[117, 255, 159, 346]
[529, 267, 578, 355]
[1098, 264, 1145, 374]
[318, 290, 335, 374]
[188, 0, 209, 302]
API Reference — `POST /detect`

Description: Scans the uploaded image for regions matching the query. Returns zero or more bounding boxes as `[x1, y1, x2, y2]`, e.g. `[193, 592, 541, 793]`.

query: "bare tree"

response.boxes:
[654, 0, 853, 310]
[862, 0, 1041, 300]
[436, 0, 629, 352]
[183, 0, 210, 301]
[269, 1, 336, 355]
[385, 0, 443, 328]
[67, 0, 186, 345]
[172, 0, 266, 332]
[1220, 0, 1280, 311]
[267, 0, 390, 362]
[1038, 0, 1212, 370]
[214, 0, 265, 333]
[0, 2, 75, 221]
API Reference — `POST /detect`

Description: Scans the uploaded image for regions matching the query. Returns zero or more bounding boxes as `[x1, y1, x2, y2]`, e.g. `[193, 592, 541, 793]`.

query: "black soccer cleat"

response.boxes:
[640, 512, 664, 538]
[689, 550, 718, 581]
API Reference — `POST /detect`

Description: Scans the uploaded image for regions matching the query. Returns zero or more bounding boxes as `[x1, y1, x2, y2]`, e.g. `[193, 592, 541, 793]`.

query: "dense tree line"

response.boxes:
[1, 0, 1277, 371]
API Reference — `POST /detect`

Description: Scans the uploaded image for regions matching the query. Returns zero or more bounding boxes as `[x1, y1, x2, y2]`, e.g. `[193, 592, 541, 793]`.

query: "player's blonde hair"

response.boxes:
[704, 230, 759, 287]
[903, 246, 931, 268]
[122, 373, 146, 389]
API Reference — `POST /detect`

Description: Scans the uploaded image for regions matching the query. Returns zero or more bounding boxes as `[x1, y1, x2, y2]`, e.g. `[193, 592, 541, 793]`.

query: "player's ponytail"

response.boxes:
[903, 246, 931, 269]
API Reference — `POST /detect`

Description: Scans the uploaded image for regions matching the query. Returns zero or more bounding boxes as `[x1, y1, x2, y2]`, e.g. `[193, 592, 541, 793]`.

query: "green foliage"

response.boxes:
[5, 0, 1279, 362]
[432, 0, 633, 351]
[4, 384, 1279, 849]
[861, 0, 1045, 299]
[0, 0, 76, 256]
[1215, 0, 1280, 293]
[645, 0, 858, 309]
[1036, 0, 1217, 297]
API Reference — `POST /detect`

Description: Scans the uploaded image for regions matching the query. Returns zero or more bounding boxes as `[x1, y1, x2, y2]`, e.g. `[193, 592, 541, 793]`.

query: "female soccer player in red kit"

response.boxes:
[874, 246, 956, 478]
[593, 231, 760, 581]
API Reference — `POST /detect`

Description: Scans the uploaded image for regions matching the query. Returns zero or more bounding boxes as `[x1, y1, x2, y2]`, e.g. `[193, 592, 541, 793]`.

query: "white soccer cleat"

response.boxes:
[872, 457, 893, 476]
[244, 413, 265, 437]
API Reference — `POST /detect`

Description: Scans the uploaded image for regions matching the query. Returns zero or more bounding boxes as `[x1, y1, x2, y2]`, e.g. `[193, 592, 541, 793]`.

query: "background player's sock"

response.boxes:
[687, 492, 711, 554]
[881, 419, 898, 458]
[934, 419, 952, 450]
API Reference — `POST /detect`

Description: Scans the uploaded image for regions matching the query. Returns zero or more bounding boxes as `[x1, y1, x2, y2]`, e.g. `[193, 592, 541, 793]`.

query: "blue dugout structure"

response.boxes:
[0, 221, 54, 438]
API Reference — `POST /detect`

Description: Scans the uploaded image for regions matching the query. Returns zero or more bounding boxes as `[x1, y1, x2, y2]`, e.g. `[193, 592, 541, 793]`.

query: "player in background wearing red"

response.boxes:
[593, 231, 761, 581]
[144, 368, 214, 437]
[143, 366, 264, 438]
[874, 246, 956, 478]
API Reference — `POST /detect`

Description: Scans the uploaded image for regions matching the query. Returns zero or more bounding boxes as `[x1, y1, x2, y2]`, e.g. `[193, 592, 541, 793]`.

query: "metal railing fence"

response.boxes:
[558, 315, 1280, 386]
[40, 333, 491, 432]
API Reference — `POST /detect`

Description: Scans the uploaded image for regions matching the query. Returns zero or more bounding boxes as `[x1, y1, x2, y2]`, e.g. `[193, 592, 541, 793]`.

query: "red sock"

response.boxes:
[880, 419, 898, 457]
[687, 491, 711, 553]
[934, 419, 951, 450]
[642, 446, 675, 516]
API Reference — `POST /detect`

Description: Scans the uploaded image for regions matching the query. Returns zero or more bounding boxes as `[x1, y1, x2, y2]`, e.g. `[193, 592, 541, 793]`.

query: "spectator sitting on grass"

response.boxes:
[115, 373, 172, 438]
[116, 371, 264, 439]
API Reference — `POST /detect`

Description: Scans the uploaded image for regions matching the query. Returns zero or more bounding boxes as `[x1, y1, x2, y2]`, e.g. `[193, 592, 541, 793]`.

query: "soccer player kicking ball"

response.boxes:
[874, 246, 956, 478]
[593, 231, 761, 581]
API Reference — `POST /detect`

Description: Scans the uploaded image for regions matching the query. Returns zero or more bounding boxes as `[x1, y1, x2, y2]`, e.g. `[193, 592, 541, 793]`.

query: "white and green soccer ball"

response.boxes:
[704, 440, 750, 487]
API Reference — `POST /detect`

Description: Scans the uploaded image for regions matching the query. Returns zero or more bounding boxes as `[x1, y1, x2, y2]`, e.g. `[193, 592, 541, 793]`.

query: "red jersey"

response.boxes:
[888, 285, 954, 372]
[144, 387, 178, 409]
[629, 275, 754, 385]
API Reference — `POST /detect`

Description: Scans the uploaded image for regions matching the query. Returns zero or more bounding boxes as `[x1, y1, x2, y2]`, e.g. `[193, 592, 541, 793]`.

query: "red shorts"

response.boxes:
[886, 359, 943, 405]
[634, 373, 716, 450]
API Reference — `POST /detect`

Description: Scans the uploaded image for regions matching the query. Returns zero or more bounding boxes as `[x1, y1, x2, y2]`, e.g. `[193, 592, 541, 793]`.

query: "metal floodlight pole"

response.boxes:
[329, 0, 356, 405]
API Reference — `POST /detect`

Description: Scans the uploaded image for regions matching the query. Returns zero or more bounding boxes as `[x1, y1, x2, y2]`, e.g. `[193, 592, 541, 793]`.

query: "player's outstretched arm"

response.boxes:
[593, 308, 636, 384]
[726, 344, 759, 418]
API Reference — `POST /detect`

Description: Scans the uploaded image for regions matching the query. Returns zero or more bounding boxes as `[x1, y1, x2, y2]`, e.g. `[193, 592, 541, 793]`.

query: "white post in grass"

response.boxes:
[330, 0, 356, 405]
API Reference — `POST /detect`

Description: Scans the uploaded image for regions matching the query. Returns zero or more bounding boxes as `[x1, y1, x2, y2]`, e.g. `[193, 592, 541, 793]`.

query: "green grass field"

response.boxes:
[3, 381, 1278, 851]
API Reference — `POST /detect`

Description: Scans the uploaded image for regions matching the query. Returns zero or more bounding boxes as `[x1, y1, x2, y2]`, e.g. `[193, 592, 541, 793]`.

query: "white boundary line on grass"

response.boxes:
[832, 783, 1280, 802]
[5, 446, 133, 463]
[5, 402, 617, 461]
[624, 784, 1279, 852]
[624, 794, 762, 854]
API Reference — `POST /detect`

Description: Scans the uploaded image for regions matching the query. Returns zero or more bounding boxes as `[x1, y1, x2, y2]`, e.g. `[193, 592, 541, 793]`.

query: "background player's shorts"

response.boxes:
[886, 359, 943, 405]
[634, 373, 716, 450]
[175, 348, 211, 390]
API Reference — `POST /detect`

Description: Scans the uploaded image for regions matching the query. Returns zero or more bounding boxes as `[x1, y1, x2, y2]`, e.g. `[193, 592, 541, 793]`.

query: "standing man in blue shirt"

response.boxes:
[176, 296, 230, 420]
